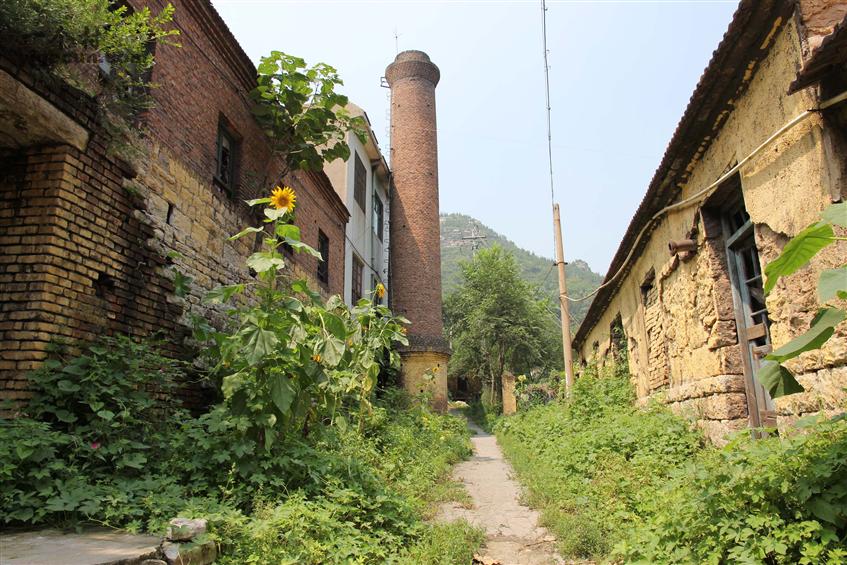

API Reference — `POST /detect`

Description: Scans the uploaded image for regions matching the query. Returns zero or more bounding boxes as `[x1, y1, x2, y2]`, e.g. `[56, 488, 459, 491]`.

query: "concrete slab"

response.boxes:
[0, 529, 161, 565]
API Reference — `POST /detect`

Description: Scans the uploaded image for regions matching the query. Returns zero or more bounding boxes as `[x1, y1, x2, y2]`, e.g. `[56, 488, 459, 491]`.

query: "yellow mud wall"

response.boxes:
[401, 351, 449, 413]
[578, 18, 847, 443]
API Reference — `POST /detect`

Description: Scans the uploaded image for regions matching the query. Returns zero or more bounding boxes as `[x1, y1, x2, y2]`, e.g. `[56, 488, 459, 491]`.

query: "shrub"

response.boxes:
[496, 366, 703, 559]
[1, 337, 482, 562]
[0, 0, 178, 118]
[617, 415, 847, 564]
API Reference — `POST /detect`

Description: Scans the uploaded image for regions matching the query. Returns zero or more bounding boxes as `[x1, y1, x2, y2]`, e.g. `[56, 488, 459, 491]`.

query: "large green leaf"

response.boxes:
[764, 222, 834, 295]
[285, 239, 322, 259]
[203, 284, 245, 304]
[247, 252, 285, 273]
[821, 202, 847, 228]
[320, 337, 345, 367]
[270, 375, 295, 415]
[264, 208, 287, 221]
[757, 361, 804, 399]
[245, 197, 271, 206]
[818, 267, 847, 302]
[244, 326, 279, 365]
[321, 312, 347, 339]
[765, 307, 846, 363]
[229, 226, 265, 241]
[275, 223, 301, 241]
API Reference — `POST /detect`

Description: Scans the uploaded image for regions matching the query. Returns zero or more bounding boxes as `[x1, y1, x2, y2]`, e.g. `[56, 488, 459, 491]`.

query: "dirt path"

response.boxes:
[436, 417, 565, 565]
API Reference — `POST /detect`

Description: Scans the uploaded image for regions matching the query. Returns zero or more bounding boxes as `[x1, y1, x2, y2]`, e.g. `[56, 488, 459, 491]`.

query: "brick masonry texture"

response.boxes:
[0, 0, 348, 408]
[385, 51, 446, 350]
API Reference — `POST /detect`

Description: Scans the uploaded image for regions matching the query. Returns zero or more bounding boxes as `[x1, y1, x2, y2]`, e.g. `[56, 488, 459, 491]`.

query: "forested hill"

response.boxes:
[440, 213, 603, 329]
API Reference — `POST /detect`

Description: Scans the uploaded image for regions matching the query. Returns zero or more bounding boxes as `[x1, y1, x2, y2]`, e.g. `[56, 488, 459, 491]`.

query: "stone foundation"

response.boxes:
[400, 350, 449, 413]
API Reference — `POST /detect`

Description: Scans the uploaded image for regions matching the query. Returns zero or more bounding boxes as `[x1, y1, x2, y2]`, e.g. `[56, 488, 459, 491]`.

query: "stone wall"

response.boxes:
[0, 0, 349, 408]
[576, 14, 847, 443]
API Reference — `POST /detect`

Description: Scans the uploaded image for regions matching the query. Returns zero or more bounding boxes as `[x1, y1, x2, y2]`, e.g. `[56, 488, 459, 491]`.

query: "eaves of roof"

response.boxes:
[573, 0, 793, 349]
[789, 13, 847, 93]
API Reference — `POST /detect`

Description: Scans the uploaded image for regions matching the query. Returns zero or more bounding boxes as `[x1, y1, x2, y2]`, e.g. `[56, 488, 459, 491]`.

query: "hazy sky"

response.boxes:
[211, 0, 738, 275]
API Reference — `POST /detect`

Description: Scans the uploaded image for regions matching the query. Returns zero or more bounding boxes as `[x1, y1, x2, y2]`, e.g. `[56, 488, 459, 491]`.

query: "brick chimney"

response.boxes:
[385, 50, 449, 411]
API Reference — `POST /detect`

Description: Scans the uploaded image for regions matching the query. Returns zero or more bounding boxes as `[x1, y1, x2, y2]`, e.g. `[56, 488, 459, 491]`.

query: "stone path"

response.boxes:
[436, 417, 565, 565]
[0, 529, 160, 565]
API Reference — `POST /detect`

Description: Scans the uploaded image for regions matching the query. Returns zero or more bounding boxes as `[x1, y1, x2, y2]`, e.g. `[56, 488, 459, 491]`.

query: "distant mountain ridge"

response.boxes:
[440, 213, 602, 329]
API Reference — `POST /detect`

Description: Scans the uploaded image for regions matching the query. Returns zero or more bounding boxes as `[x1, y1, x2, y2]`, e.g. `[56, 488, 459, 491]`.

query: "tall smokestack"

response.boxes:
[385, 50, 449, 411]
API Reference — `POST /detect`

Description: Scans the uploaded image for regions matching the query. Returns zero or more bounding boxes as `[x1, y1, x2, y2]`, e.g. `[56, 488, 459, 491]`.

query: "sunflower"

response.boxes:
[270, 186, 296, 211]
[375, 283, 386, 299]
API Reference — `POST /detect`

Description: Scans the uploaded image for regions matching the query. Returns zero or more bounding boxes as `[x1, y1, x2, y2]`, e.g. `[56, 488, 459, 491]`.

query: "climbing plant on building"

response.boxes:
[251, 51, 367, 175]
[0, 0, 179, 119]
[759, 202, 847, 398]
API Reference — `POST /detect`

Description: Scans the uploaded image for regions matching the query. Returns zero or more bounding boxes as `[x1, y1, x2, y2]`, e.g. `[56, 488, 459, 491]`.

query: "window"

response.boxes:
[317, 231, 329, 285]
[352, 255, 364, 303]
[721, 194, 775, 429]
[215, 122, 238, 195]
[372, 194, 384, 241]
[353, 153, 366, 212]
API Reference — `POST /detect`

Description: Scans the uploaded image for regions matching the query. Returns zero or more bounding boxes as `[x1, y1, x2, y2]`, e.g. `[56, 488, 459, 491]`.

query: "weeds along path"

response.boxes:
[436, 417, 567, 565]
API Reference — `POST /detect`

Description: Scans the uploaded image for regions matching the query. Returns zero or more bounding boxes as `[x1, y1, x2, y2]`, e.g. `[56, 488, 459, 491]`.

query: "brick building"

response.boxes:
[0, 0, 349, 406]
[324, 103, 391, 307]
[574, 0, 847, 443]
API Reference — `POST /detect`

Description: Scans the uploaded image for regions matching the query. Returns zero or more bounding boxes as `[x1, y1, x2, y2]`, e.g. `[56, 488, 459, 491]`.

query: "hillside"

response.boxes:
[440, 213, 603, 329]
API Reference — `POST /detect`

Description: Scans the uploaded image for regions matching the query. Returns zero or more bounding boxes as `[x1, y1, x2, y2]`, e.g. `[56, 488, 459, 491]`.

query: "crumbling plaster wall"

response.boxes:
[578, 17, 847, 442]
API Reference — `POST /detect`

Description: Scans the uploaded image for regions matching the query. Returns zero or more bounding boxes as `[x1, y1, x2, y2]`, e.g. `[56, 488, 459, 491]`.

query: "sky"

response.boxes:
[211, 0, 738, 276]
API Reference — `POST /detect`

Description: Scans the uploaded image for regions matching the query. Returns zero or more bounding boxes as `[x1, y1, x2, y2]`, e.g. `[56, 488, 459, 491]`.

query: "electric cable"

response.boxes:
[565, 88, 847, 304]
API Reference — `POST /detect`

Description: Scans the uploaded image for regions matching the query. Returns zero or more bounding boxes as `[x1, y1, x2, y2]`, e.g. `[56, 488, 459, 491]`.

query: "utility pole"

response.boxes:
[553, 203, 574, 393]
[461, 222, 487, 254]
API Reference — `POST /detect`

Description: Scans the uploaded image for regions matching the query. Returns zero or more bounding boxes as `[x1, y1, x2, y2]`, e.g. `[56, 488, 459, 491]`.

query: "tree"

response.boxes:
[444, 246, 562, 408]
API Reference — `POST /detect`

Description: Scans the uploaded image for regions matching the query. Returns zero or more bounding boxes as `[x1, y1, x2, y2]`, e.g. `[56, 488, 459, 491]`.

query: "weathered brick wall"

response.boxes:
[1, 0, 349, 407]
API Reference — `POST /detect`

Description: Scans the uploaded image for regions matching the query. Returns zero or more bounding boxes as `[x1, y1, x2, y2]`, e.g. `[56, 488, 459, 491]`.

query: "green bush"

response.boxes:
[0, 0, 178, 119]
[618, 415, 847, 564]
[1, 337, 482, 563]
[496, 367, 703, 559]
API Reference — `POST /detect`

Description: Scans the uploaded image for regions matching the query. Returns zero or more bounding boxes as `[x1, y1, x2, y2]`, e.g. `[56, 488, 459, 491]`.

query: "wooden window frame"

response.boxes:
[353, 153, 366, 212]
[352, 254, 364, 303]
[214, 122, 238, 197]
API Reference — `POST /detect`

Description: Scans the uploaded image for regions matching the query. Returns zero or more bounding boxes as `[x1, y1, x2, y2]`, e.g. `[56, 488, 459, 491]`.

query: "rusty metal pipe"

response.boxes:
[668, 239, 697, 255]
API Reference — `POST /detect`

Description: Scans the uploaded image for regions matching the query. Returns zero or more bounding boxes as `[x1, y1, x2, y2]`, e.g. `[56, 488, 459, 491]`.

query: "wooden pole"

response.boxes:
[553, 203, 575, 393]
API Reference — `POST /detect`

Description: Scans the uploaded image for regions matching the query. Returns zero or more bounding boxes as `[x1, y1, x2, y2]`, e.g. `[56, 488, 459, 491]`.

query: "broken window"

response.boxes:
[721, 193, 775, 429]
[610, 314, 627, 364]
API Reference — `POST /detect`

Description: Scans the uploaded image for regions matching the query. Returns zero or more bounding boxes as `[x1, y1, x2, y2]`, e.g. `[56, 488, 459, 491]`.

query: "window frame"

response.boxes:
[353, 153, 367, 212]
[372, 193, 384, 241]
[214, 122, 238, 196]
[352, 254, 364, 303]
[317, 230, 330, 286]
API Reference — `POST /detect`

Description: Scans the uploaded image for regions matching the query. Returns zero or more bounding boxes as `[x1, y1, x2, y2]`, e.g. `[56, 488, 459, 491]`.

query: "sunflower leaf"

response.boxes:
[764, 222, 835, 295]
[229, 226, 265, 240]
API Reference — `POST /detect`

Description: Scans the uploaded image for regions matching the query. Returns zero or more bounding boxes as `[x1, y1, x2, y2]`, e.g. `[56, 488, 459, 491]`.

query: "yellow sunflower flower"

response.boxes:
[375, 283, 386, 299]
[270, 186, 296, 211]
